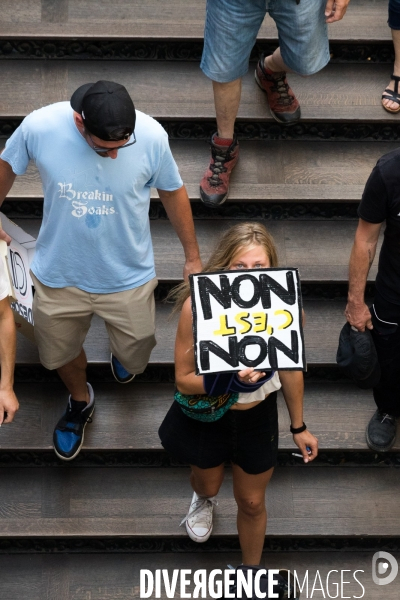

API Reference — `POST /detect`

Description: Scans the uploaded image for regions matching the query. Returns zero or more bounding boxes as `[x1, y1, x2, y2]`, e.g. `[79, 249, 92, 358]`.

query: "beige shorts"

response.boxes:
[31, 273, 157, 372]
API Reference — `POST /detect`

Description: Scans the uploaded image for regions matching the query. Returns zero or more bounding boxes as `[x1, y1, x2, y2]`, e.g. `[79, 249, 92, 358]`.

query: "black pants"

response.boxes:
[371, 291, 400, 416]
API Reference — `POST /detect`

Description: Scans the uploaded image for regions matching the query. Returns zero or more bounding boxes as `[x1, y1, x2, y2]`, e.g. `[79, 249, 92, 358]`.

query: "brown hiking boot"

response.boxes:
[255, 54, 301, 124]
[199, 134, 239, 207]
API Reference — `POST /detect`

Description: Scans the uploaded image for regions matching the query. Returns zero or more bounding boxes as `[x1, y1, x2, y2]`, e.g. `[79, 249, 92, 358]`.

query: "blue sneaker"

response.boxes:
[110, 353, 136, 383]
[53, 383, 95, 461]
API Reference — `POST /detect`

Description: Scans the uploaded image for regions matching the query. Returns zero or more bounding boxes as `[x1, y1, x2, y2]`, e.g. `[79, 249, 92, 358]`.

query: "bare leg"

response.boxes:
[213, 79, 242, 139]
[212, 51, 290, 139]
[264, 47, 292, 74]
[190, 463, 225, 497]
[383, 29, 400, 111]
[57, 348, 90, 402]
[232, 464, 274, 565]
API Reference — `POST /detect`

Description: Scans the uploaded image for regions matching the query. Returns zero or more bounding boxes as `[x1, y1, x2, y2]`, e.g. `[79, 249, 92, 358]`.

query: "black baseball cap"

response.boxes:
[70, 80, 136, 141]
[336, 322, 381, 389]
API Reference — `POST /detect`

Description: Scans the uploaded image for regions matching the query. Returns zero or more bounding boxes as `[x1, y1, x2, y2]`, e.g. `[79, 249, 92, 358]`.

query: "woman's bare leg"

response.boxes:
[232, 464, 274, 565]
[190, 463, 225, 497]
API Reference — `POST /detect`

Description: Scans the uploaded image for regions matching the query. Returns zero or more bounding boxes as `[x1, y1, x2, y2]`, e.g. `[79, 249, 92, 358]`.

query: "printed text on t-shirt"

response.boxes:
[58, 182, 115, 218]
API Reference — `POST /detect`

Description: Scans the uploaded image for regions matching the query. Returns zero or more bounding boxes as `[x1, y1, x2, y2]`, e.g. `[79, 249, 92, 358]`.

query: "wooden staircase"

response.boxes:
[1, 1, 400, 598]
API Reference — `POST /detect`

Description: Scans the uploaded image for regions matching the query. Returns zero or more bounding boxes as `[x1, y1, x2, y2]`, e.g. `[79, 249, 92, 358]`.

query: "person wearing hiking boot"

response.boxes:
[0, 80, 201, 461]
[345, 148, 400, 452]
[199, 0, 351, 207]
[382, 1, 400, 114]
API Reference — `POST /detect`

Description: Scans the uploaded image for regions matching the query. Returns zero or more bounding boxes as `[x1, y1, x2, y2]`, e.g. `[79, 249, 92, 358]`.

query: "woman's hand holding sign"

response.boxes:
[237, 367, 266, 384]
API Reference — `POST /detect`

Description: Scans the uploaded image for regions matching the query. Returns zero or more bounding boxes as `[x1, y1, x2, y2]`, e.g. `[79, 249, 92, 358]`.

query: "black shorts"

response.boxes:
[158, 393, 278, 475]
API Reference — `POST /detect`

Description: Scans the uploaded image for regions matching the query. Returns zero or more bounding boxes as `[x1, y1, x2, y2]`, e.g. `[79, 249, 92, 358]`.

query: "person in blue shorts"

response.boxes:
[0, 80, 201, 461]
[199, 0, 351, 207]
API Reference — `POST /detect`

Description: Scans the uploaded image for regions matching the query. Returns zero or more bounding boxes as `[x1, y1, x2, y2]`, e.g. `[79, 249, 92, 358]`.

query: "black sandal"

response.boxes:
[382, 73, 400, 113]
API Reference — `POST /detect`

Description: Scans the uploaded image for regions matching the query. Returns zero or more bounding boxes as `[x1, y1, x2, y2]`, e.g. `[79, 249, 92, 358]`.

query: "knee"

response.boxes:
[236, 496, 265, 518]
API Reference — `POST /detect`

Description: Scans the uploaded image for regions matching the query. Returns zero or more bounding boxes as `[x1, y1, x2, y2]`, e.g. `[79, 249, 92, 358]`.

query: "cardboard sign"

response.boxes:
[0, 239, 15, 302]
[190, 268, 306, 375]
[0, 213, 36, 343]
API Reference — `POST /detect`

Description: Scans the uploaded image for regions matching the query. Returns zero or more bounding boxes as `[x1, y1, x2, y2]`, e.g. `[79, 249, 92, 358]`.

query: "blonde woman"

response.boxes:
[159, 222, 318, 568]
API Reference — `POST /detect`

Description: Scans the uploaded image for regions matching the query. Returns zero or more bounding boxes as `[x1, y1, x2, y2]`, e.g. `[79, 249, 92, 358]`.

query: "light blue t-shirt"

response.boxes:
[1, 102, 183, 293]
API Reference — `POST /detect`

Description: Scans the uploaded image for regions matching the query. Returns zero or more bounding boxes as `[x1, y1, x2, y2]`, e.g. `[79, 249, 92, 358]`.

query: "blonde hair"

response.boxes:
[168, 222, 278, 314]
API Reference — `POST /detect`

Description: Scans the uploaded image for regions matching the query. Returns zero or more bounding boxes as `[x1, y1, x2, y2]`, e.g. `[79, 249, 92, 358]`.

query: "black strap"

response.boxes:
[290, 422, 307, 434]
[382, 88, 400, 102]
[391, 73, 400, 94]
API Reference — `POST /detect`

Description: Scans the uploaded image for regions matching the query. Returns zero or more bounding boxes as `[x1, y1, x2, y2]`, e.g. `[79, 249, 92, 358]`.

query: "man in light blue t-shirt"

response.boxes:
[0, 80, 201, 461]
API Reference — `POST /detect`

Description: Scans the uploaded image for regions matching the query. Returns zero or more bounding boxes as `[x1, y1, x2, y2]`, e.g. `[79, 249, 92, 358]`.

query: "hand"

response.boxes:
[183, 257, 202, 281]
[0, 388, 19, 424]
[344, 300, 372, 332]
[237, 367, 266, 385]
[325, 0, 350, 23]
[0, 228, 11, 245]
[293, 430, 318, 463]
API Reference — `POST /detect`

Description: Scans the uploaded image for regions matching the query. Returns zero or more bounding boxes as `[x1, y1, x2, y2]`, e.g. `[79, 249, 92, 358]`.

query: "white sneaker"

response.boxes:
[180, 491, 217, 543]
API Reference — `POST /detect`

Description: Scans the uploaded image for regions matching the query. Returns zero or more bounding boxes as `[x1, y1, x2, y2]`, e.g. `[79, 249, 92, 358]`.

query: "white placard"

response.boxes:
[190, 268, 306, 375]
[7, 237, 34, 326]
[0, 213, 36, 341]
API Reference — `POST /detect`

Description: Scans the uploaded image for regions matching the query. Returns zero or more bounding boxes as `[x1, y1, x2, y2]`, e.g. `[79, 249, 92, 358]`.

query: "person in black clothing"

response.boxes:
[345, 148, 400, 451]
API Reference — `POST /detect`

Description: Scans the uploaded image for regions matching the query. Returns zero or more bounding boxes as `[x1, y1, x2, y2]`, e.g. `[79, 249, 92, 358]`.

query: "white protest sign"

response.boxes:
[190, 268, 306, 375]
[0, 213, 36, 342]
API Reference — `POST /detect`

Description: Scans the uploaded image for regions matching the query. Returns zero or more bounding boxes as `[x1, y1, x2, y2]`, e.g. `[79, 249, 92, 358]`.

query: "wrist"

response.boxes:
[347, 294, 365, 305]
[185, 253, 201, 263]
[0, 379, 14, 391]
[290, 422, 307, 434]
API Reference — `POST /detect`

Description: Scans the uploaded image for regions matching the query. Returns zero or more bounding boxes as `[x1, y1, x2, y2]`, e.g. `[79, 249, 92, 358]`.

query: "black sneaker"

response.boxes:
[53, 383, 95, 461]
[110, 353, 136, 383]
[366, 409, 397, 452]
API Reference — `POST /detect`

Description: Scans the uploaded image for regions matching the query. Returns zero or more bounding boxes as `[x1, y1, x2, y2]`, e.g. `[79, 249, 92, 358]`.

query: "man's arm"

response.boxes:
[325, 0, 350, 23]
[0, 158, 17, 244]
[157, 185, 202, 280]
[0, 296, 19, 423]
[345, 218, 382, 331]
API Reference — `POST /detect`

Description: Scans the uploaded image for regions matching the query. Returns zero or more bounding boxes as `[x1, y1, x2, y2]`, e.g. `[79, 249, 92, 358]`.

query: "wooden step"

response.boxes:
[0, 61, 394, 122]
[0, 551, 397, 600]
[4, 140, 397, 203]
[10, 217, 380, 284]
[0, 0, 389, 43]
[0, 381, 384, 452]
[0, 465, 399, 537]
[14, 298, 351, 366]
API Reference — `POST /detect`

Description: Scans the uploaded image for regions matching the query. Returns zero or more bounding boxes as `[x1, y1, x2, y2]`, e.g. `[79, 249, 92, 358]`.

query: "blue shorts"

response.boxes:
[201, 0, 330, 82]
[389, 0, 400, 30]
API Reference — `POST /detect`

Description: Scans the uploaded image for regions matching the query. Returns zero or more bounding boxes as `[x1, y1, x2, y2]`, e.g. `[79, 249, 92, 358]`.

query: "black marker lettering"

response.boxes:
[238, 336, 268, 367]
[198, 275, 231, 320]
[200, 338, 238, 371]
[259, 272, 296, 309]
[230, 274, 260, 309]
[268, 331, 299, 369]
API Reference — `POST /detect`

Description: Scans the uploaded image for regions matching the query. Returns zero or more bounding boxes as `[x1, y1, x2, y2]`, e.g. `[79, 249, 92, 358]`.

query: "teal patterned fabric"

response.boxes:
[174, 389, 239, 422]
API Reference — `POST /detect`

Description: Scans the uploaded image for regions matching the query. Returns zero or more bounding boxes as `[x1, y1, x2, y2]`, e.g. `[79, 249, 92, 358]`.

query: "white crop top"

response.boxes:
[236, 371, 281, 404]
